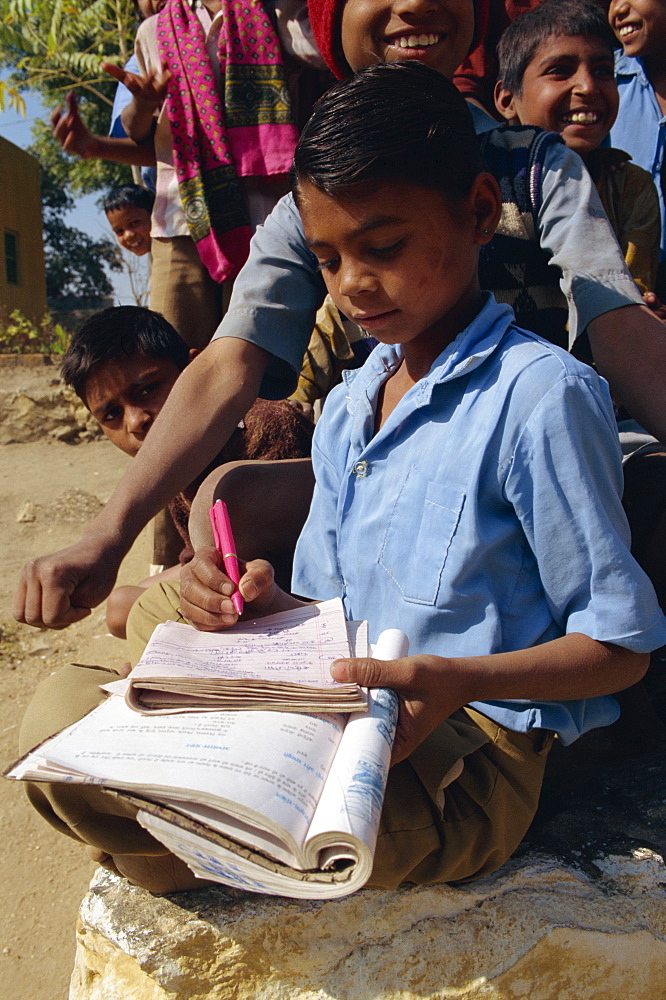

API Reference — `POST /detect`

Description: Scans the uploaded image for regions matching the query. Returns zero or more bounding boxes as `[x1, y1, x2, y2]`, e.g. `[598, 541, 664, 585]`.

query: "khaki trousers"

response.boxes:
[149, 235, 229, 351]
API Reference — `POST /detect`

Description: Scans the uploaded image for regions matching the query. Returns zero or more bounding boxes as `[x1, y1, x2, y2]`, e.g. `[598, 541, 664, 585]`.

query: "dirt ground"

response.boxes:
[0, 366, 153, 999]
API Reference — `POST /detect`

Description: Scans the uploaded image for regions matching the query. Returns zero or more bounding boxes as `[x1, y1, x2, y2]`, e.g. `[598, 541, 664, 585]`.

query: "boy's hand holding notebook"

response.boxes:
[105, 598, 369, 714]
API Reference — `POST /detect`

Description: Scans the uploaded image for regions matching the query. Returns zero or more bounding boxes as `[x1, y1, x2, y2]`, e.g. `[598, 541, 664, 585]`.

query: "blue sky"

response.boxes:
[0, 83, 139, 304]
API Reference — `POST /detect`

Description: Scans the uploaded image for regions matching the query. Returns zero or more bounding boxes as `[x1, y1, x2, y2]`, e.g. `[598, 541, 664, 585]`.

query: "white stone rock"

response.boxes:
[16, 500, 37, 522]
[70, 844, 666, 1000]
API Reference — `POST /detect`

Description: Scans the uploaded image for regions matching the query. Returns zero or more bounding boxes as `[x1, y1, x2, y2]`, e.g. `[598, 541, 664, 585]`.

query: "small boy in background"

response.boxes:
[608, 0, 666, 308]
[104, 184, 155, 258]
[494, 0, 661, 299]
[60, 306, 313, 639]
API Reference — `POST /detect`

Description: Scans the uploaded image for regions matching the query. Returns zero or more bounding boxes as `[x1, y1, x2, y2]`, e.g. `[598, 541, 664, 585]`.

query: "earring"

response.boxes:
[483, 227, 490, 235]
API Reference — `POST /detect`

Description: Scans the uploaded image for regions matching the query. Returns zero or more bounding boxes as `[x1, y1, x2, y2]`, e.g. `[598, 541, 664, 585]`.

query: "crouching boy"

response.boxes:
[59, 306, 313, 638]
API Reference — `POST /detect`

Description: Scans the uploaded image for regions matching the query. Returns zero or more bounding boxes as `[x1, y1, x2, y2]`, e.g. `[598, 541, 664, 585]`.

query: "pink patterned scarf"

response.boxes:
[156, 0, 298, 282]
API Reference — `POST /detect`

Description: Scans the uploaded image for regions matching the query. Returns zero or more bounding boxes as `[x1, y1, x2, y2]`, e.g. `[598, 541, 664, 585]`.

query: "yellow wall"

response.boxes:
[0, 136, 46, 324]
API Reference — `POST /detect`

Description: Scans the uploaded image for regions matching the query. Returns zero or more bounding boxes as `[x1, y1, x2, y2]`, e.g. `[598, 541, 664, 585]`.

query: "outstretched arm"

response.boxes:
[331, 637, 649, 765]
[15, 183, 327, 630]
[51, 90, 156, 166]
[14, 337, 270, 630]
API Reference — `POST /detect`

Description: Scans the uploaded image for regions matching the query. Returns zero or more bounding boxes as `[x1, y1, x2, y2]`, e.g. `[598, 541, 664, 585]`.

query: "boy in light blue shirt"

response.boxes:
[173, 63, 666, 891]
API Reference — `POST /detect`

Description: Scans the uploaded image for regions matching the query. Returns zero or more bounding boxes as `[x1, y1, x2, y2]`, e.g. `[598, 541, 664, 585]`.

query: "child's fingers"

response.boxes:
[180, 595, 238, 631]
[331, 655, 416, 689]
[238, 559, 274, 602]
[644, 291, 663, 310]
[51, 115, 68, 147]
[180, 555, 238, 631]
[184, 546, 235, 595]
[156, 69, 172, 92]
[14, 559, 91, 630]
[101, 61, 127, 84]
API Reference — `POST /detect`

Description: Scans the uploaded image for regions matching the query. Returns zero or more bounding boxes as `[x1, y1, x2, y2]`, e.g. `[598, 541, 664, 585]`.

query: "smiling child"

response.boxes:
[494, 0, 660, 296]
[608, 0, 666, 302]
[104, 184, 155, 258]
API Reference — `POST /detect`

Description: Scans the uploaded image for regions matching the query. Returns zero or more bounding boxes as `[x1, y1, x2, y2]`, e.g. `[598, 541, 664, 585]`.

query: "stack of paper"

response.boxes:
[105, 598, 369, 715]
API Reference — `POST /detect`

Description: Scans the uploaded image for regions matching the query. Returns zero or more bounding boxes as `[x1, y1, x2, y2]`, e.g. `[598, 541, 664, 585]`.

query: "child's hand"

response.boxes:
[102, 60, 171, 113]
[51, 91, 99, 159]
[180, 548, 278, 631]
[331, 654, 466, 765]
[643, 291, 666, 324]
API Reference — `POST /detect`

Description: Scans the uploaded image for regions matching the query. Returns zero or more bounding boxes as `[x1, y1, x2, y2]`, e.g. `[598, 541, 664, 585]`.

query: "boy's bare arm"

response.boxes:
[14, 337, 270, 630]
[51, 91, 156, 166]
[331, 636, 650, 765]
[587, 303, 666, 442]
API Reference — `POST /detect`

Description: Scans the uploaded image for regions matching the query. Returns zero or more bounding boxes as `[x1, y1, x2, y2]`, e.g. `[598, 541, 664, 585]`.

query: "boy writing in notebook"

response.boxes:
[95, 64, 664, 891]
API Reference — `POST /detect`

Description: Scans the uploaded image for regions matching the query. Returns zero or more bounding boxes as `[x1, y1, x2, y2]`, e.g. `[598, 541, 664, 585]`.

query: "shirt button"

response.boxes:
[353, 460, 369, 477]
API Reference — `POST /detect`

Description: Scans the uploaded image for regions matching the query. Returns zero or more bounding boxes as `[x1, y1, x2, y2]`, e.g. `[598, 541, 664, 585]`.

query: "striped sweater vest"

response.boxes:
[479, 125, 569, 350]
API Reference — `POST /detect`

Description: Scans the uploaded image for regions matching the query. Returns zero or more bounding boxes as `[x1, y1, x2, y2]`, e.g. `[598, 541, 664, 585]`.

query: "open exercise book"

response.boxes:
[106, 598, 369, 715]
[7, 619, 407, 900]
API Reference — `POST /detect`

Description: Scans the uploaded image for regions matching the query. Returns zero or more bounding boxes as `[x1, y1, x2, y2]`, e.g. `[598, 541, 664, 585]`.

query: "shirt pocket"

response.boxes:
[378, 467, 466, 605]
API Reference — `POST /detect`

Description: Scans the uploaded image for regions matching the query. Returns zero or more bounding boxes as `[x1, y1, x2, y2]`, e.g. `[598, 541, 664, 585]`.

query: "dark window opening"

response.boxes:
[5, 230, 19, 285]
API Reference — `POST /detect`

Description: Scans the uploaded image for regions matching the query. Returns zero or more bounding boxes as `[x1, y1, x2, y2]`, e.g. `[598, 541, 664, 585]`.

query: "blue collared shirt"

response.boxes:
[292, 295, 666, 744]
[610, 51, 665, 259]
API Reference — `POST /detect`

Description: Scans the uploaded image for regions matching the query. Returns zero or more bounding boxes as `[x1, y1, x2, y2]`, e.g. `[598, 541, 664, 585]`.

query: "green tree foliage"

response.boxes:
[0, 0, 138, 193]
[36, 141, 122, 300]
[0, 77, 25, 114]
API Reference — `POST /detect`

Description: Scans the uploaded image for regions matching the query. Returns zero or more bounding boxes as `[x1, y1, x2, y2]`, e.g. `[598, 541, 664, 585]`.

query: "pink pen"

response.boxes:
[209, 499, 244, 616]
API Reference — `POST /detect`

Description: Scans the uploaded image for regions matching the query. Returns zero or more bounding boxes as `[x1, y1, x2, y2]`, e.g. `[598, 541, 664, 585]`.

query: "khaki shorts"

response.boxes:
[19, 581, 553, 886]
[149, 235, 230, 350]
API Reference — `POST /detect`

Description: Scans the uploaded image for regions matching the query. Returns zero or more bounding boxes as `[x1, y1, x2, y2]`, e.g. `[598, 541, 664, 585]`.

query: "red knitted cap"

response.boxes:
[308, 0, 481, 81]
[308, 0, 348, 79]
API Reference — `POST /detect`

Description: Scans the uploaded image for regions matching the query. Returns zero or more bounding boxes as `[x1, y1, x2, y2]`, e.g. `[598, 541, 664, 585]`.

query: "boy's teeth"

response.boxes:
[565, 111, 600, 124]
[396, 33, 439, 48]
[619, 24, 637, 36]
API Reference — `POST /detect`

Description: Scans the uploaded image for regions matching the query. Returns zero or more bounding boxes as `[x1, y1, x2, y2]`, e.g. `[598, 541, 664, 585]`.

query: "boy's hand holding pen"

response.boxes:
[181, 501, 297, 631]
